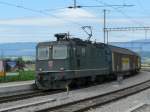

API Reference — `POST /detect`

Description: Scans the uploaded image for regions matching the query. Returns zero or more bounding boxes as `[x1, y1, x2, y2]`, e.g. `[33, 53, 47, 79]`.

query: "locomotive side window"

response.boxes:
[38, 46, 49, 60]
[81, 48, 86, 56]
[53, 45, 68, 59]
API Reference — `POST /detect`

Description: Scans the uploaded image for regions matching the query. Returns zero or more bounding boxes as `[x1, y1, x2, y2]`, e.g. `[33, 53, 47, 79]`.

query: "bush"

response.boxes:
[0, 70, 35, 83]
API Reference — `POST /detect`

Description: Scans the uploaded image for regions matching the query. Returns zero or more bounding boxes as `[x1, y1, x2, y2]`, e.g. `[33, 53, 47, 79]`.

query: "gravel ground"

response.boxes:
[131, 104, 150, 112]
[87, 88, 150, 112]
[0, 71, 150, 112]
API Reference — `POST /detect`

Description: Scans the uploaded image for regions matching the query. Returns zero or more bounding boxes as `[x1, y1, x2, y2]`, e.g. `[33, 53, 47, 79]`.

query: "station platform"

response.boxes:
[0, 80, 34, 88]
[0, 80, 35, 95]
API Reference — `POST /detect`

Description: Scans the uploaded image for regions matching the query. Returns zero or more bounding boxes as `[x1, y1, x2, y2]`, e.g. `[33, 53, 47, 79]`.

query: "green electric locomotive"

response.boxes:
[35, 33, 141, 90]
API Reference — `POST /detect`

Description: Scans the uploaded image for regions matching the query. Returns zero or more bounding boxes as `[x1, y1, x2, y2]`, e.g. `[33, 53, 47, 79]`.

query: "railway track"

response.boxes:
[0, 90, 63, 104]
[141, 67, 150, 72]
[0, 81, 104, 105]
[1, 79, 150, 112]
[35, 80, 150, 112]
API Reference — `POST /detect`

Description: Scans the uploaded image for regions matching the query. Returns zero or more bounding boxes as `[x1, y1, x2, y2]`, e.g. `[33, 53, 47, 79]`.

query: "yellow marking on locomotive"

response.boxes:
[122, 58, 129, 64]
[122, 57, 129, 71]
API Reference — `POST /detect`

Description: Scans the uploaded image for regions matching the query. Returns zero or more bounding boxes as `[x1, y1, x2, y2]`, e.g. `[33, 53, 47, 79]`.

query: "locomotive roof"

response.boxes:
[37, 38, 139, 57]
[37, 41, 70, 46]
[108, 45, 139, 56]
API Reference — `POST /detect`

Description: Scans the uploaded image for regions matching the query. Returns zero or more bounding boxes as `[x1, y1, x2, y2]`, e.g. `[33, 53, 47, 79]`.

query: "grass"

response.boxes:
[0, 70, 35, 83]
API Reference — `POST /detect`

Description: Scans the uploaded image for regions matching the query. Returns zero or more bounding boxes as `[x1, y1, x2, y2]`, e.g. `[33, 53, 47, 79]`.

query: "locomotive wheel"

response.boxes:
[69, 77, 90, 88]
[95, 75, 105, 84]
[85, 77, 93, 85]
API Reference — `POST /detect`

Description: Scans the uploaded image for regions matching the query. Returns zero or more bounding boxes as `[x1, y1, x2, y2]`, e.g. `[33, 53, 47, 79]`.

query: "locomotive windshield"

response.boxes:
[37, 46, 49, 60]
[37, 45, 68, 60]
[53, 45, 68, 59]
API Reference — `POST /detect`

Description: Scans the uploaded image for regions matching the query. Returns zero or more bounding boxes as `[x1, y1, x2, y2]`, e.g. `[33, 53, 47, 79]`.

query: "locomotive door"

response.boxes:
[113, 52, 121, 72]
[75, 46, 86, 69]
[76, 46, 81, 69]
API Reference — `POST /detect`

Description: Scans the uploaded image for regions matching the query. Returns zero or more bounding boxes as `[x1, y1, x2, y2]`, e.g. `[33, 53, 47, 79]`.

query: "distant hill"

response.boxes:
[0, 39, 149, 60]
[112, 39, 150, 43]
[110, 39, 150, 52]
[130, 39, 150, 43]
[0, 42, 37, 57]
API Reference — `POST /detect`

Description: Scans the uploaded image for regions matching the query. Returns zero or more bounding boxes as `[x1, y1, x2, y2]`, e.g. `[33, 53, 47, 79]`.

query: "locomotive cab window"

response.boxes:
[37, 46, 49, 60]
[53, 45, 68, 59]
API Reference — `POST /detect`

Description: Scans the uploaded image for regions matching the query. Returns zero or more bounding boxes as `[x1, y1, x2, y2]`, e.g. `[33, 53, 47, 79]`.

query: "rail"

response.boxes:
[36, 80, 150, 112]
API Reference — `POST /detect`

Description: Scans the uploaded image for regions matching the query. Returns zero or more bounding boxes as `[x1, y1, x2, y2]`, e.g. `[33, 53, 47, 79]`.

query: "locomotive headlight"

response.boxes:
[60, 67, 64, 71]
[39, 68, 42, 71]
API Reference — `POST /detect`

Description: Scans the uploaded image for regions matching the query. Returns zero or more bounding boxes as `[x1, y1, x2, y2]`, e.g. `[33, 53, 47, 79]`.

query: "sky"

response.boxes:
[0, 0, 150, 43]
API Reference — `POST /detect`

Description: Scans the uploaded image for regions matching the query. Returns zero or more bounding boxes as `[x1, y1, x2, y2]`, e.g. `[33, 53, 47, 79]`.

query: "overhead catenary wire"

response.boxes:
[0, 1, 82, 27]
[68, 4, 134, 8]
[93, 0, 145, 27]
[0, 0, 147, 42]
[105, 26, 150, 31]
[43, 7, 67, 12]
[68, 0, 135, 43]
[0, 0, 103, 41]
[0, 0, 115, 35]
[137, 0, 150, 18]
[0, 0, 137, 28]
